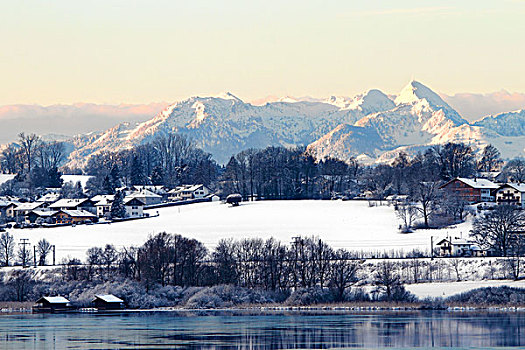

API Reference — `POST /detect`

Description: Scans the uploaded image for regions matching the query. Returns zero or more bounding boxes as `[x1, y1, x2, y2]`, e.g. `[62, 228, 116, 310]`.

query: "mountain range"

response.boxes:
[57, 82, 525, 167]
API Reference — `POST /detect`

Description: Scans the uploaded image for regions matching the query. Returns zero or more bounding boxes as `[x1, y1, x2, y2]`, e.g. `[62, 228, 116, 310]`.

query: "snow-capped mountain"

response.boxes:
[308, 81, 525, 163]
[473, 109, 525, 136]
[66, 81, 525, 168]
[68, 91, 396, 166]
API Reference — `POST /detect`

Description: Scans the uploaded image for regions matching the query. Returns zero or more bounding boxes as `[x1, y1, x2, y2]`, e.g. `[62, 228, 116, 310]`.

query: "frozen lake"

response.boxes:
[0, 310, 524, 349]
[10, 200, 470, 261]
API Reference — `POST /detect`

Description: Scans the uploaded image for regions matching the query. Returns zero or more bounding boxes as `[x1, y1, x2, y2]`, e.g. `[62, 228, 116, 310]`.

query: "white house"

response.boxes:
[436, 238, 486, 257]
[123, 197, 145, 218]
[91, 195, 115, 218]
[125, 189, 162, 206]
[168, 184, 211, 201]
[496, 183, 525, 209]
[14, 202, 46, 220]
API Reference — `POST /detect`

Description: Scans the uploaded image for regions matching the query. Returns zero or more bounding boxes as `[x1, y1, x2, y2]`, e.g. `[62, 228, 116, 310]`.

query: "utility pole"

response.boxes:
[52, 245, 56, 266]
[33, 246, 37, 268]
[19, 238, 30, 268]
[430, 236, 434, 261]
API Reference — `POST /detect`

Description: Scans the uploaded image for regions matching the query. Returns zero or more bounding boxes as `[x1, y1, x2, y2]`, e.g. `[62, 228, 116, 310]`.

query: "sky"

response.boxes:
[1, 0, 525, 105]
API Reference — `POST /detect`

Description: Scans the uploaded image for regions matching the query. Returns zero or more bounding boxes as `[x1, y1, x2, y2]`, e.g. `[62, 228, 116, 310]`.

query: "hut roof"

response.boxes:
[93, 294, 124, 303]
[37, 296, 70, 304]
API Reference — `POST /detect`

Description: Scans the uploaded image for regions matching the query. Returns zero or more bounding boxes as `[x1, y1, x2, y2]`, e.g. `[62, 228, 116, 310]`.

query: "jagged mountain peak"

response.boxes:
[395, 80, 448, 107]
[347, 89, 395, 114]
[214, 91, 243, 102]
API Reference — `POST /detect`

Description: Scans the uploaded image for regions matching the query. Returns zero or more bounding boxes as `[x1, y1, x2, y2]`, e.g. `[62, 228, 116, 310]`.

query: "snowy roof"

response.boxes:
[95, 198, 113, 206]
[37, 193, 61, 203]
[30, 210, 57, 217]
[91, 195, 115, 203]
[455, 178, 499, 189]
[500, 183, 525, 193]
[436, 238, 475, 246]
[37, 296, 70, 304]
[93, 294, 124, 303]
[183, 184, 204, 192]
[15, 202, 44, 211]
[133, 185, 167, 194]
[58, 209, 97, 218]
[0, 174, 16, 186]
[123, 197, 146, 206]
[127, 189, 162, 198]
[50, 198, 90, 209]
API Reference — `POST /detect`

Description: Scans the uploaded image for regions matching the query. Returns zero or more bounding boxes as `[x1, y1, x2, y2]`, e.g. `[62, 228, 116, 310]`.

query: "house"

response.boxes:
[436, 238, 487, 257]
[49, 198, 97, 214]
[133, 185, 168, 198]
[125, 189, 162, 206]
[3, 201, 19, 219]
[92, 195, 115, 218]
[53, 209, 98, 224]
[14, 202, 46, 220]
[0, 200, 10, 219]
[32, 296, 72, 313]
[440, 178, 500, 203]
[168, 184, 211, 201]
[123, 197, 145, 218]
[27, 210, 57, 224]
[496, 183, 525, 209]
[92, 294, 124, 310]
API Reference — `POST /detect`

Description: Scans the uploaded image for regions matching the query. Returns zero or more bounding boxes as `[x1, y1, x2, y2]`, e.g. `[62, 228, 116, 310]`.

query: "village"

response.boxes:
[0, 175, 218, 228]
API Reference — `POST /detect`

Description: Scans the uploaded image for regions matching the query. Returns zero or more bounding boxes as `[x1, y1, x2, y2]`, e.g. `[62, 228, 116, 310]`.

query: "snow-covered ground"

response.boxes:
[9, 200, 471, 262]
[407, 280, 525, 299]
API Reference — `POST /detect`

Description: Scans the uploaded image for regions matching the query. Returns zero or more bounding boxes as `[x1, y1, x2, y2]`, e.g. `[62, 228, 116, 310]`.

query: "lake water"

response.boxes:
[1, 310, 525, 349]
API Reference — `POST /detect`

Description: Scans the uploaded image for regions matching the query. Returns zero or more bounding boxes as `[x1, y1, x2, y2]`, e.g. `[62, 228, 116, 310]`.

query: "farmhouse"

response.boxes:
[53, 209, 97, 224]
[50, 198, 97, 214]
[92, 294, 124, 310]
[440, 177, 499, 203]
[32, 296, 72, 313]
[123, 197, 145, 218]
[436, 238, 486, 257]
[496, 183, 525, 209]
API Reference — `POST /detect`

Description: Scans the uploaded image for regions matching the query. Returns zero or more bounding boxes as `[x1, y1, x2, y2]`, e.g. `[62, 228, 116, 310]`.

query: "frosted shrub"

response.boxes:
[285, 287, 334, 306]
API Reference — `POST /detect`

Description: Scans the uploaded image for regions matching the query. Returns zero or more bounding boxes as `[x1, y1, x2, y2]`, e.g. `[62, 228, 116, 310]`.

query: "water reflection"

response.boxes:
[0, 310, 524, 349]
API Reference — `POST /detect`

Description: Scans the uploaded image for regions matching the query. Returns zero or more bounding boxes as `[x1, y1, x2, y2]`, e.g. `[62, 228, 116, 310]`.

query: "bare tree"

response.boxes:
[395, 201, 420, 232]
[18, 132, 41, 176]
[17, 241, 32, 267]
[477, 144, 502, 172]
[0, 232, 15, 266]
[412, 181, 439, 228]
[373, 261, 402, 300]
[448, 258, 462, 281]
[329, 249, 359, 301]
[37, 239, 52, 266]
[471, 205, 525, 257]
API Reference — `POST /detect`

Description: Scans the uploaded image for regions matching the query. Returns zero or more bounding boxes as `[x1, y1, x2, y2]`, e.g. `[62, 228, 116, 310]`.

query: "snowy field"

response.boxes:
[10, 200, 471, 262]
[407, 280, 525, 299]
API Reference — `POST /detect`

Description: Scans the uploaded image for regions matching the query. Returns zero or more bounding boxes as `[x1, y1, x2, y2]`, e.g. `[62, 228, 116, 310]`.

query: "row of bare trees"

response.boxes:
[0, 133, 66, 189]
[0, 232, 53, 267]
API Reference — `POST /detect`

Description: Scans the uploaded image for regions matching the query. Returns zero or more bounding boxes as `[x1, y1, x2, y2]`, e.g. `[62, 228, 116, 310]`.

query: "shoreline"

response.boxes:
[4, 304, 525, 315]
